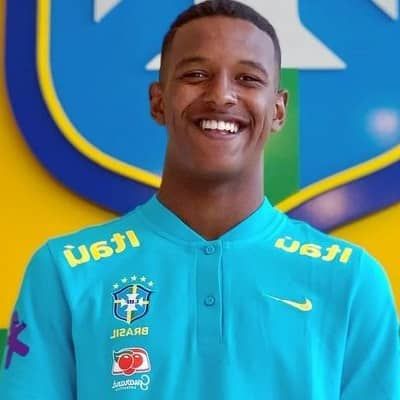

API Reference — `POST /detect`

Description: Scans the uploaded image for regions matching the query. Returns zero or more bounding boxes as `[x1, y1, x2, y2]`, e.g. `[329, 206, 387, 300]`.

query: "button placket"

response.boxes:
[196, 242, 223, 352]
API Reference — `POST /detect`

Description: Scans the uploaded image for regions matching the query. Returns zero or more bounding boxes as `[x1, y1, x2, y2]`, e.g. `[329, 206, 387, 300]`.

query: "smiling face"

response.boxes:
[150, 16, 287, 182]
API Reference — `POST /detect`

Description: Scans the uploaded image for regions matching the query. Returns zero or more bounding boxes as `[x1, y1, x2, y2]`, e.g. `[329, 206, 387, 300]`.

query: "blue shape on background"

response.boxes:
[51, 0, 193, 174]
[289, 162, 400, 231]
[6, 0, 155, 214]
[5, 0, 399, 225]
[299, 0, 399, 186]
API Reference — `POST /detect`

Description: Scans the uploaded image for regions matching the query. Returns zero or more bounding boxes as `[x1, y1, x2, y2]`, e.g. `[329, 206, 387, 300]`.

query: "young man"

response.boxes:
[1, 1, 399, 399]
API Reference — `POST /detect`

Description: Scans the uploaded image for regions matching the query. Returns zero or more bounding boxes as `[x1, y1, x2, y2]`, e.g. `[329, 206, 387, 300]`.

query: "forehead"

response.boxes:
[168, 16, 276, 70]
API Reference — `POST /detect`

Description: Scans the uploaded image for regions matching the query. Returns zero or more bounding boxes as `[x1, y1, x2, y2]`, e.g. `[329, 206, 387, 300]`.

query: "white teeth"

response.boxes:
[200, 119, 239, 134]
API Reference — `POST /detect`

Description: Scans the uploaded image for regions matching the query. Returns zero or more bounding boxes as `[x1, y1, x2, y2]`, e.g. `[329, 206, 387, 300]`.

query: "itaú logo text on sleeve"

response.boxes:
[274, 236, 353, 264]
[63, 230, 140, 267]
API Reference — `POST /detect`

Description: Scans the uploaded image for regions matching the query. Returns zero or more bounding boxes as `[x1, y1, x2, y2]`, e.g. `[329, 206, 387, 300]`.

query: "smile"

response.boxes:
[199, 119, 240, 134]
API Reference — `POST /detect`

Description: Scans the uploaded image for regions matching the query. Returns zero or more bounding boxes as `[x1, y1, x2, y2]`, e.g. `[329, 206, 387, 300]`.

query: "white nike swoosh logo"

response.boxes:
[265, 295, 313, 312]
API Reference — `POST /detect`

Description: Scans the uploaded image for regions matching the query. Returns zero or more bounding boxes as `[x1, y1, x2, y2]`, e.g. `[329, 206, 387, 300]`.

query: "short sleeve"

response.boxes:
[340, 251, 400, 399]
[0, 244, 76, 399]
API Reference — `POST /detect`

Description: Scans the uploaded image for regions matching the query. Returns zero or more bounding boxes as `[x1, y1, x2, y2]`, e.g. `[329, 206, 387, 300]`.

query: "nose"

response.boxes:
[203, 72, 237, 108]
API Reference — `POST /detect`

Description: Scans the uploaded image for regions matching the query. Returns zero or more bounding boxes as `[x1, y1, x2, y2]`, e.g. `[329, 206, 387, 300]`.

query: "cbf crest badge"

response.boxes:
[112, 276, 154, 324]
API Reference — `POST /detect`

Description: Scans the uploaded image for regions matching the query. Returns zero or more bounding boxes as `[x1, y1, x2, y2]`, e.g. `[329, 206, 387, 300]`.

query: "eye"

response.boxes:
[188, 71, 206, 78]
[180, 71, 208, 81]
[237, 74, 265, 86]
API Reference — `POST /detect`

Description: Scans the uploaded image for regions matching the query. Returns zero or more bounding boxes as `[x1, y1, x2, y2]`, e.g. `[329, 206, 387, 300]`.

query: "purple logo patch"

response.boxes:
[5, 311, 29, 369]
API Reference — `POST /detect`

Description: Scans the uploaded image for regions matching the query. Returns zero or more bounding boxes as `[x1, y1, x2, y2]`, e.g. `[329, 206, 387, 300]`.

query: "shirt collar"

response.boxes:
[137, 194, 282, 244]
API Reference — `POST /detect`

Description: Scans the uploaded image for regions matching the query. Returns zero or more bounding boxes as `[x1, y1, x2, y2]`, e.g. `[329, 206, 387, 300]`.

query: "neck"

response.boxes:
[157, 166, 264, 240]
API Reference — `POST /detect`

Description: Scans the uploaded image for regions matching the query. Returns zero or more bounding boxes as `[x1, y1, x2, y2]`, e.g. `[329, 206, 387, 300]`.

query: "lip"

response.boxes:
[190, 117, 249, 141]
[192, 114, 250, 131]
[199, 127, 240, 140]
[190, 120, 244, 140]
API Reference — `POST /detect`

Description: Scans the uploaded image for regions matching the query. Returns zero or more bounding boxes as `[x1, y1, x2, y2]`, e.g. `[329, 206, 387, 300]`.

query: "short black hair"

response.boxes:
[160, 0, 281, 83]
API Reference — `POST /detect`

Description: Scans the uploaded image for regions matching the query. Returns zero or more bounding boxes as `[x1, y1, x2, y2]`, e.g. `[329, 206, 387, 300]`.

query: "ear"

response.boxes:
[271, 89, 288, 132]
[149, 82, 166, 125]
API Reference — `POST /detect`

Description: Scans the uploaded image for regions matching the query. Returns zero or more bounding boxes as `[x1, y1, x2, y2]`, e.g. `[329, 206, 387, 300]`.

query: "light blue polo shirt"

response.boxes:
[1, 196, 399, 399]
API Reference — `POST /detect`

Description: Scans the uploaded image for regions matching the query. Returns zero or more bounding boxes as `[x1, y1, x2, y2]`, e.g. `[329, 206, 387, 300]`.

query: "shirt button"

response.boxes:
[204, 245, 215, 255]
[204, 295, 216, 306]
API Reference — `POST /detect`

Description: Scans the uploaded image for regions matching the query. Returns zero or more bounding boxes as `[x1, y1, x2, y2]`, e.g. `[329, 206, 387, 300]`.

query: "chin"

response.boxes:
[189, 162, 243, 182]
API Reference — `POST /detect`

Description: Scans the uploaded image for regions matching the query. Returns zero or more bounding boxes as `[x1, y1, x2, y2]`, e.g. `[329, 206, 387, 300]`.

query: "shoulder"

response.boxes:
[45, 205, 143, 269]
[272, 215, 363, 267]
[273, 214, 393, 301]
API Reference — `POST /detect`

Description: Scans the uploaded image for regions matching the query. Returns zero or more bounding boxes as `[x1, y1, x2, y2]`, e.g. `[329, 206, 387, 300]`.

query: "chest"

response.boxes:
[68, 244, 346, 397]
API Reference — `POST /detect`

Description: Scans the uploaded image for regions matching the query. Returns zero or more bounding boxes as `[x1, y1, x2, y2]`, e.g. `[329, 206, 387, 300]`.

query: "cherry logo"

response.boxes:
[118, 353, 143, 375]
[112, 347, 151, 376]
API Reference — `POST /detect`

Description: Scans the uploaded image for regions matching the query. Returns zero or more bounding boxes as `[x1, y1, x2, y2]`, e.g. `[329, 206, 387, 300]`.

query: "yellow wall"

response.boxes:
[332, 204, 399, 312]
[0, 2, 113, 328]
[0, 1, 398, 329]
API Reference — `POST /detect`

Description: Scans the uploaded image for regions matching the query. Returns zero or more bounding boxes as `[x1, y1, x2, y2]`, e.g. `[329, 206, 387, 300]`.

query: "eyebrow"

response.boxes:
[174, 56, 270, 78]
[238, 60, 269, 78]
[174, 56, 209, 71]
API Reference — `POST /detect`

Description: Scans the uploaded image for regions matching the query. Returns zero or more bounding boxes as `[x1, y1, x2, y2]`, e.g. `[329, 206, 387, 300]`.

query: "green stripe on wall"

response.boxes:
[0, 329, 7, 362]
[264, 69, 299, 205]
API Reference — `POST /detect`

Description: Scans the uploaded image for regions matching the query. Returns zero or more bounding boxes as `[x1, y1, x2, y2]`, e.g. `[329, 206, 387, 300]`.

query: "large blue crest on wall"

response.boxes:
[5, 0, 399, 230]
